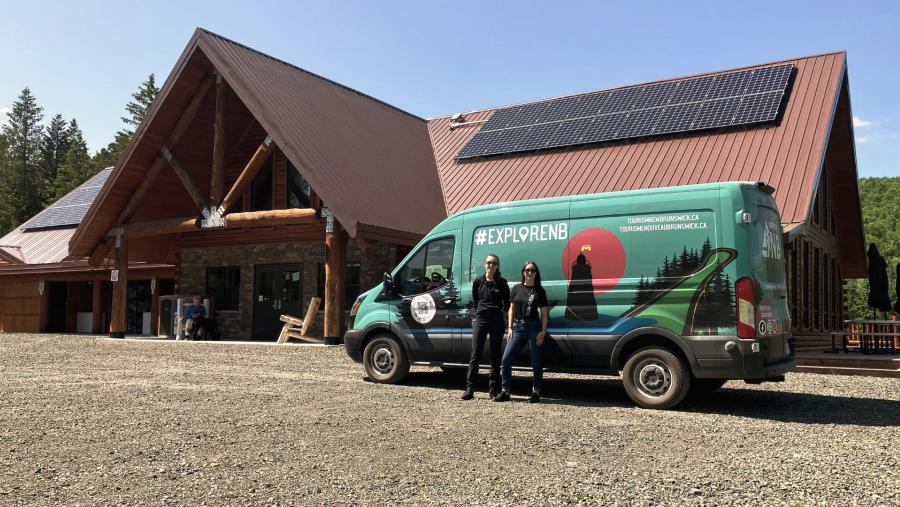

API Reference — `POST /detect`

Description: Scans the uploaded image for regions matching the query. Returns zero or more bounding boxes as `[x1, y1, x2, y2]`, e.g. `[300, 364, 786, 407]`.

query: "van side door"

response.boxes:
[390, 233, 461, 362]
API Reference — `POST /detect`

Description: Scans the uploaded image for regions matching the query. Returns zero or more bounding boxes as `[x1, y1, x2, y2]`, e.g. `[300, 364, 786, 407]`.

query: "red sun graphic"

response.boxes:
[562, 228, 626, 296]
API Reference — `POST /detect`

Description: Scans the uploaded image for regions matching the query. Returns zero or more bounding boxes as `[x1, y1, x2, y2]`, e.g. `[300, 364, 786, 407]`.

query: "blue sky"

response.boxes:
[1, 0, 897, 177]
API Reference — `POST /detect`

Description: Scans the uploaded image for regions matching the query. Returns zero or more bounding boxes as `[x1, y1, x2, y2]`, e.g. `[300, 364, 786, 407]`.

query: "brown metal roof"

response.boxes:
[430, 53, 844, 221]
[70, 28, 445, 258]
[428, 52, 865, 275]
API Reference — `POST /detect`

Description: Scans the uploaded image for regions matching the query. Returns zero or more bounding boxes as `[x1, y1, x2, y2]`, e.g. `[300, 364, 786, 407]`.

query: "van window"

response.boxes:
[752, 205, 785, 284]
[396, 237, 455, 295]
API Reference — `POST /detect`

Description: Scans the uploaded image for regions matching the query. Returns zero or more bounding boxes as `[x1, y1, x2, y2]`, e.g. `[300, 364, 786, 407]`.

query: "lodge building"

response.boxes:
[1, 29, 866, 348]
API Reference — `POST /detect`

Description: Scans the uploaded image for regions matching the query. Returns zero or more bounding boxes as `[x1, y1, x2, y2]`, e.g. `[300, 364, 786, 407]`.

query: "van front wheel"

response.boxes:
[363, 334, 410, 384]
[622, 347, 691, 409]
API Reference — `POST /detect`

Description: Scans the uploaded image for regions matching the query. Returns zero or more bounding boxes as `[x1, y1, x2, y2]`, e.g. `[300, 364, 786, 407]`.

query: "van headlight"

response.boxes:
[350, 295, 366, 317]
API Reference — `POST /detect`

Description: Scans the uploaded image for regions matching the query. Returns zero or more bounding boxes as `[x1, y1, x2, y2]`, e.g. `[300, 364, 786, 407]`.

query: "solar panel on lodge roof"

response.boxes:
[456, 63, 794, 160]
[21, 168, 111, 231]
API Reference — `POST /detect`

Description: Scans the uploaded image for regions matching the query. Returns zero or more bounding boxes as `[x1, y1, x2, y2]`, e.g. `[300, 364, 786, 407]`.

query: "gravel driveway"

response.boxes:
[0, 334, 897, 506]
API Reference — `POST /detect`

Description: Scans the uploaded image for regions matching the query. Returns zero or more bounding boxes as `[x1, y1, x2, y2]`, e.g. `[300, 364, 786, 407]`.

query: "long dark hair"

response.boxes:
[520, 260, 542, 287]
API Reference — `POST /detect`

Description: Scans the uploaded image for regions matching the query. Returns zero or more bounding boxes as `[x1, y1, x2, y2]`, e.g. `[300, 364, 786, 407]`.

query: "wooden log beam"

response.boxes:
[124, 208, 319, 238]
[210, 73, 226, 206]
[109, 235, 129, 338]
[220, 136, 273, 213]
[88, 238, 110, 268]
[161, 146, 208, 210]
[323, 220, 348, 342]
[91, 279, 103, 334]
[117, 76, 215, 224]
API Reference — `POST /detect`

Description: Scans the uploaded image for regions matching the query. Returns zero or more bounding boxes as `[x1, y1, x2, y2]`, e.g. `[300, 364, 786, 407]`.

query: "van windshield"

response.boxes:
[395, 237, 455, 295]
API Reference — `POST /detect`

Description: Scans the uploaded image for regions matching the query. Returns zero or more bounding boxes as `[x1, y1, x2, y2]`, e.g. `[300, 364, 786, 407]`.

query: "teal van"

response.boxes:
[344, 181, 794, 409]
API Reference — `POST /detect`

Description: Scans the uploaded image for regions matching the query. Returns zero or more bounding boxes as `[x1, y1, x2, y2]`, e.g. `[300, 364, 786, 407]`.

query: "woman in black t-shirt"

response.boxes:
[494, 260, 549, 404]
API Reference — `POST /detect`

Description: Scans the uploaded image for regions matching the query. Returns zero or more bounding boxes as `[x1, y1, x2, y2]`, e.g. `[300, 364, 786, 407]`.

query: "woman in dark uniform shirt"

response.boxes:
[494, 260, 549, 404]
[461, 254, 510, 400]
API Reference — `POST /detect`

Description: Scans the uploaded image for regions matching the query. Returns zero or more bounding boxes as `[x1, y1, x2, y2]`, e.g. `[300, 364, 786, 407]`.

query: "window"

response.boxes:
[206, 266, 241, 311]
[317, 263, 361, 309]
[823, 254, 830, 330]
[287, 162, 312, 208]
[395, 237, 455, 296]
[251, 163, 273, 211]
[813, 247, 820, 330]
[802, 241, 809, 329]
[789, 242, 797, 325]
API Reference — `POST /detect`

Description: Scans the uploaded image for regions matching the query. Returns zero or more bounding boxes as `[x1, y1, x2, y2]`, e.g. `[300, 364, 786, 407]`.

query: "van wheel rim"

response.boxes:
[635, 359, 672, 397]
[372, 347, 394, 374]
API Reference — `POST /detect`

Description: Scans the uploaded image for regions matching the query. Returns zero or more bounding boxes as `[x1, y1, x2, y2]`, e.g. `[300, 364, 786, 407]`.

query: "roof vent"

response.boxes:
[449, 113, 466, 127]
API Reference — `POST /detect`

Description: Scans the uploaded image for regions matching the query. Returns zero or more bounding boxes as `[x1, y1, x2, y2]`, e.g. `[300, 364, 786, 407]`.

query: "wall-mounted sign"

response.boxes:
[111, 270, 119, 282]
[199, 206, 226, 229]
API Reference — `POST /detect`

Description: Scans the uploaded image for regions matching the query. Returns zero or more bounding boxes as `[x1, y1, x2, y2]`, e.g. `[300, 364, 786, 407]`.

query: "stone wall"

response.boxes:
[179, 240, 397, 340]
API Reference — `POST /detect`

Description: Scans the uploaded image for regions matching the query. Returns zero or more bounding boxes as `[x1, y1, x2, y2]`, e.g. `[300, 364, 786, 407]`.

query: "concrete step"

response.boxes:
[796, 354, 900, 371]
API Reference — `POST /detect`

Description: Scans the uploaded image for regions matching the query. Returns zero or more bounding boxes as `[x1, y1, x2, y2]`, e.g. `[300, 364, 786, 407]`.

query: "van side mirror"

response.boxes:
[383, 272, 397, 297]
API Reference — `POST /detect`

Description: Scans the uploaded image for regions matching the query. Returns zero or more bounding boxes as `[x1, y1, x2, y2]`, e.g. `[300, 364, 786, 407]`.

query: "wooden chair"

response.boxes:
[276, 297, 321, 344]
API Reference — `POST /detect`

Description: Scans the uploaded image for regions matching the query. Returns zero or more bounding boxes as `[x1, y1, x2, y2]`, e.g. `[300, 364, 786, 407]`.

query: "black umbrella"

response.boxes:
[893, 263, 900, 314]
[866, 244, 892, 318]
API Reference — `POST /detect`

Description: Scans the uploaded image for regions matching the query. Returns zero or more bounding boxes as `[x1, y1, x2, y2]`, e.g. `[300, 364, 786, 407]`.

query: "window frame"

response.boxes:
[205, 266, 241, 312]
[393, 236, 456, 297]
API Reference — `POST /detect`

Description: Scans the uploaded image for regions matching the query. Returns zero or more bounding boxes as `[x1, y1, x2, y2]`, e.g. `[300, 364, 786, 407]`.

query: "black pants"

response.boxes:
[467, 313, 504, 391]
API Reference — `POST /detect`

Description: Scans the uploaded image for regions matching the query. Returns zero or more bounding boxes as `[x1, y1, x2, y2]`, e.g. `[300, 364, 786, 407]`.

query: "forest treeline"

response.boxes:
[0, 75, 159, 233]
[846, 176, 900, 319]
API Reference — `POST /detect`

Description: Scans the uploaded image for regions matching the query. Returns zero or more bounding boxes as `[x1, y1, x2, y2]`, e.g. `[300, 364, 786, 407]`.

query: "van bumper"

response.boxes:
[691, 336, 795, 380]
[343, 329, 364, 363]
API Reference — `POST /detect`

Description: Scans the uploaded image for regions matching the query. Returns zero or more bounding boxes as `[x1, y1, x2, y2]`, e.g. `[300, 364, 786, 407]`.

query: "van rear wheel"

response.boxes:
[622, 347, 691, 409]
[363, 334, 410, 384]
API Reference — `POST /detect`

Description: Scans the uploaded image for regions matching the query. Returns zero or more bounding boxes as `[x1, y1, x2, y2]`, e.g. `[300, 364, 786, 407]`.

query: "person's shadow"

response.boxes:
[393, 370, 900, 427]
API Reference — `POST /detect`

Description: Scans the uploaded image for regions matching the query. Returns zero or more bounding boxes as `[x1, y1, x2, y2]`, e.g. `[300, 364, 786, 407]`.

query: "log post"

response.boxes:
[39, 281, 50, 332]
[323, 214, 347, 344]
[150, 277, 160, 336]
[91, 279, 103, 334]
[109, 234, 129, 338]
[210, 73, 226, 206]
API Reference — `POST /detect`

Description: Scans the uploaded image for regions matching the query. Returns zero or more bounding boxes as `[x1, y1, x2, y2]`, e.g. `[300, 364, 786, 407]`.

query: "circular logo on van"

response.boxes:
[410, 294, 436, 324]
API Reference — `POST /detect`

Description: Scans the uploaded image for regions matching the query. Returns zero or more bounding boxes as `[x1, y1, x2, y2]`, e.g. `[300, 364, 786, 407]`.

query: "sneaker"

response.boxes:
[529, 393, 541, 404]
[489, 389, 499, 399]
[492, 392, 511, 402]
[460, 389, 475, 400]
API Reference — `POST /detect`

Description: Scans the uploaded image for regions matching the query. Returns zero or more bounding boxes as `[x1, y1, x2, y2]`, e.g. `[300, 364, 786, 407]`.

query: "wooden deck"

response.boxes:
[794, 347, 900, 378]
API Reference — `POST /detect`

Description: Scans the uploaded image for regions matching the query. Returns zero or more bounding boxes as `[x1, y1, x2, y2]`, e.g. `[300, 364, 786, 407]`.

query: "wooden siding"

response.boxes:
[0, 282, 41, 332]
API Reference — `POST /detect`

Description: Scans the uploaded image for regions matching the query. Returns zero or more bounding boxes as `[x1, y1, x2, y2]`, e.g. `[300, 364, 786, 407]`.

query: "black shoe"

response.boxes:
[529, 393, 541, 404]
[489, 389, 499, 399]
[492, 392, 510, 402]
[461, 389, 475, 400]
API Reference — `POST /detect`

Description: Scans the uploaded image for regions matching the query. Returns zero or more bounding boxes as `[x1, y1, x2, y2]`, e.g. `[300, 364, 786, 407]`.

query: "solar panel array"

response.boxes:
[21, 168, 112, 230]
[456, 63, 794, 160]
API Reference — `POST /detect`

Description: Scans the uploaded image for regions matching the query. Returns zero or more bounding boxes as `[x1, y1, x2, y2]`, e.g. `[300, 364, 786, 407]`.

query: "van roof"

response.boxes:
[443, 181, 760, 221]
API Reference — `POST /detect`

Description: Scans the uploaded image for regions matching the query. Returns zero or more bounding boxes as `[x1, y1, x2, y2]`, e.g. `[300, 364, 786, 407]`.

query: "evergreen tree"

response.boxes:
[634, 275, 649, 305]
[719, 272, 736, 327]
[120, 73, 160, 135]
[40, 113, 70, 204]
[679, 246, 691, 275]
[0, 88, 44, 231]
[700, 236, 712, 260]
[53, 119, 91, 198]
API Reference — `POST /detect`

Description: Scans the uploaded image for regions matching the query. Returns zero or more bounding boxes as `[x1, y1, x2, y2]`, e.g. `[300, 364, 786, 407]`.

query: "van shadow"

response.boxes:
[396, 370, 900, 427]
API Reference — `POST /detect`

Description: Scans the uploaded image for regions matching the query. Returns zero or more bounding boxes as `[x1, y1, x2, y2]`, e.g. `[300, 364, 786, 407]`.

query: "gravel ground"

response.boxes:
[0, 334, 898, 506]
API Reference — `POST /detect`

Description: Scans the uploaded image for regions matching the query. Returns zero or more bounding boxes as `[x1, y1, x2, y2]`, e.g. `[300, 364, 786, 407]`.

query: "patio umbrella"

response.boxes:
[894, 263, 900, 314]
[866, 244, 891, 318]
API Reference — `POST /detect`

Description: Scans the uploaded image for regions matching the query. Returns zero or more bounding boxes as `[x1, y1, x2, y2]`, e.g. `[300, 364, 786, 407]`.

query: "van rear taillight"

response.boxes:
[736, 277, 755, 339]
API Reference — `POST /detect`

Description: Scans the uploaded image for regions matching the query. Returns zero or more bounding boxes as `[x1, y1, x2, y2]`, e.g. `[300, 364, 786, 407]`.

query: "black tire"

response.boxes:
[363, 334, 410, 384]
[622, 346, 691, 409]
[689, 378, 728, 397]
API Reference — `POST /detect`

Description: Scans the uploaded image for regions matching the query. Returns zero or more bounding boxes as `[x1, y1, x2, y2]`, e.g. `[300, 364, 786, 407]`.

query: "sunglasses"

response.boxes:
[485, 261, 498, 265]
[523, 268, 537, 273]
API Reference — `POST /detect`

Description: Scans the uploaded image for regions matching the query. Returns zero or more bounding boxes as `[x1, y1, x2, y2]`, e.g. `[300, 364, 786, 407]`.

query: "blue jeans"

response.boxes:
[501, 318, 543, 394]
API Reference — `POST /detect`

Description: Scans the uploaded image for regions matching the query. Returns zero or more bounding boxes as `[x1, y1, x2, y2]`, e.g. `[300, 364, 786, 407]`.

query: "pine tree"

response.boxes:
[679, 246, 691, 275]
[120, 73, 160, 135]
[700, 236, 712, 260]
[719, 272, 736, 327]
[52, 120, 91, 198]
[634, 275, 649, 305]
[40, 113, 70, 204]
[0, 88, 45, 231]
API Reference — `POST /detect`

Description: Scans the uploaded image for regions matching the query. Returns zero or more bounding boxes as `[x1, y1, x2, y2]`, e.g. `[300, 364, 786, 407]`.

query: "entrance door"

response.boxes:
[253, 264, 302, 340]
